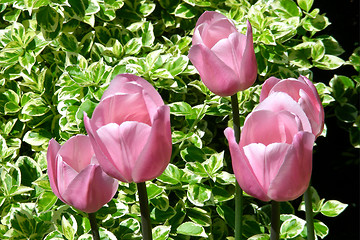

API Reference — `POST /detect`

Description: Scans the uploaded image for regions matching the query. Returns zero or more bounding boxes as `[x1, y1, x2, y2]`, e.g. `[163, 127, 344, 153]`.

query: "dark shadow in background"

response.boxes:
[311, 0, 359, 239]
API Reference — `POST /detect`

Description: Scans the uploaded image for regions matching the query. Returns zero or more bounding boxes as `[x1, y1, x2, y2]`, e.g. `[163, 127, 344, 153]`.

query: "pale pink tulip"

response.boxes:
[225, 93, 315, 201]
[260, 75, 324, 137]
[47, 135, 118, 213]
[84, 74, 172, 183]
[188, 11, 257, 96]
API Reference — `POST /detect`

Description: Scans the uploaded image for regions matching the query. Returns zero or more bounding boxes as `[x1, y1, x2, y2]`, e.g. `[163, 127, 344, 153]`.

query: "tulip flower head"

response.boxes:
[260, 75, 324, 137]
[225, 93, 315, 202]
[188, 11, 257, 96]
[47, 135, 118, 213]
[84, 74, 172, 183]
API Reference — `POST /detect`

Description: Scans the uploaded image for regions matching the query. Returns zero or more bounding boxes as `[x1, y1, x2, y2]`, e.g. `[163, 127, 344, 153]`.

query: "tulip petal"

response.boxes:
[254, 92, 312, 133]
[63, 164, 118, 213]
[239, 20, 257, 90]
[298, 89, 323, 136]
[101, 74, 164, 107]
[224, 128, 270, 202]
[260, 75, 324, 137]
[47, 139, 63, 201]
[197, 18, 238, 48]
[193, 11, 237, 47]
[240, 109, 301, 146]
[268, 131, 315, 201]
[243, 142, 290, 193]
[132, 105, 172, 182]
[56, 156, 79, 199]
[195, 11, 234, 28]
[211, 32, 246, 79]
[188, 44, 240, 96]
[259, 76, 281, 101]
[85, 113, 128, 182]
[91, 93, 151, 128]
[95, 121, 152, 182]
[57, 135, 93, 172]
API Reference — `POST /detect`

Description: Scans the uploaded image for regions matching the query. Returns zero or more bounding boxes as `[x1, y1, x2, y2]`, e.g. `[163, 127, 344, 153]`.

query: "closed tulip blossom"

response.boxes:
[84, 74, 172, 183]
[188, 11, 257, 96]
[225, 93, 316, 202]
[260, 75, 324, 137]
[47, 135, 118, 213]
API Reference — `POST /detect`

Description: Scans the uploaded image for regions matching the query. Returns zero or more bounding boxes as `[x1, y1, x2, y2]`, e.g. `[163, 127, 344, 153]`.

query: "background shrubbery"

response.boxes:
[0, 0, 358, 239]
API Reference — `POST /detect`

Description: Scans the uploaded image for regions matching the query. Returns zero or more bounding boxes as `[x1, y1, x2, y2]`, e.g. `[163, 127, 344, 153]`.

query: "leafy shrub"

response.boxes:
[0, 0, 356, 239]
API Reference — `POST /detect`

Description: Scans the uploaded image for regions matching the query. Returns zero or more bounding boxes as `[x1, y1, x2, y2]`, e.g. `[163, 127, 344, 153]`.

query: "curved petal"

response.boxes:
[188, 44, 240, 96]
[240, 109, 301, 147]
[298, 89, 322, 136]
[132, 105, 172, 182]
[195, 11, 233, 28]
[268, 131, 315, 201]
[47, 139, 63, 201]
[57, 135, 93, 172]
[267, 79, 305, 100]
[63, 164, 118, 213]
[239, 20, 257, 90]
[142, 89, 163, 124]
[56, 156, 78, 202]
[243, 142, 290, 193]
[198, 18, 238, 48]
[254, 92, 312, 133]
[85, 112, 125, 182]
[102, 74, 164, 107]
[224, 128, 270, 202]
[299, 75, 322, 105]
[260, 76, 324, 137]
[91, 93, 151, 128]
[95, 122, 152, 182]
[211, 32, 246, 79]
[193, 11, 237, 47]
[260, 76, 281, 101]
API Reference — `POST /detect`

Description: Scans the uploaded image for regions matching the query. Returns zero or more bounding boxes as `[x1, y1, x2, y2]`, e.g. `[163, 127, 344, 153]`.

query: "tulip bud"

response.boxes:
[225, 93, 315, 202]
[84, 74, 172, 183]
[188, 11, 257, 96]
[47, 135, 118, 213]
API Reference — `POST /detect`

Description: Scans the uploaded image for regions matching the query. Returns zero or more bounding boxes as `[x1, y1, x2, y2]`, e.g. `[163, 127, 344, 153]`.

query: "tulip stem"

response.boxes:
[270, 201, 280, 240]
[88, 212, 100, 240]
[230, 94, 241, 142]
[231, 94, 243, 240]
[137, 182, 153, 240]
[304, 185, 315, 240]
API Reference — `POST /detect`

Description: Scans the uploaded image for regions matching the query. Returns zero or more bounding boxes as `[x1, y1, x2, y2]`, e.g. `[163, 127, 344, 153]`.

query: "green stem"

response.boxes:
[137, 182, 152, 240]
[270, 201, 280, 240]
[304, 185, 315, 240]
[230, 94, 241, 143]
[88, 212, 100, 240]
[231, 94, 243, 240]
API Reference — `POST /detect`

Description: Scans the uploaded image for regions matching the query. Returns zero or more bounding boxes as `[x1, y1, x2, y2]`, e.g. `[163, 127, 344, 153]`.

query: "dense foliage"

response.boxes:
[0, 0, 357, 239]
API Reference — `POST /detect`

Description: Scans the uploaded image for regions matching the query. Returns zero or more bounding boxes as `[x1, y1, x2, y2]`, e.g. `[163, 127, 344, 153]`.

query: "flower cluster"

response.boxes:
[225, 76, 324, 201]
[46, 9, 324, 222]
[47, 74, 172, 212]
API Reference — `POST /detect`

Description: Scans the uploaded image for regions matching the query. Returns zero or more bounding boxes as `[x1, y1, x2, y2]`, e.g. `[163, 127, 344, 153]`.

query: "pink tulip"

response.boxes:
[47, 135, 118, 213]
[260, 75, 324, 137]
[225, 93, 315, 202]
[188, 11, 257, 96]
[84, 74, 172, 183]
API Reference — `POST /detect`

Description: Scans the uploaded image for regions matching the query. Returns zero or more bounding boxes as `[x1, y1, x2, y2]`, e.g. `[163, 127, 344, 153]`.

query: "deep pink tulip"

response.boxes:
[260, 75, 324, 137]
[47, 135, 118, 213]
[225, 93, 315, 202]
[84, 74, 172, 183]
[188, 11, 257, 96]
